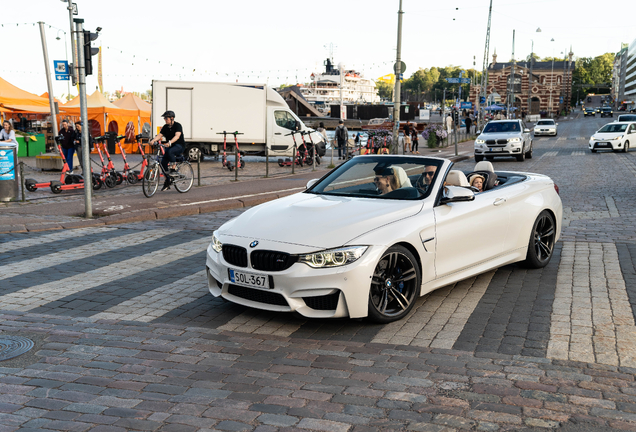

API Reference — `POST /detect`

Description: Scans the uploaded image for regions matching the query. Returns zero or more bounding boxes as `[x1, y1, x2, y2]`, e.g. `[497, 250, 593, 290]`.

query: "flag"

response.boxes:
[98, 46, 103, 93]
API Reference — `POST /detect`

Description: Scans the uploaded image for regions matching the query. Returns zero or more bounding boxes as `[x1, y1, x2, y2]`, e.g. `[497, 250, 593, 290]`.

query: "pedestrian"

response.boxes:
[354, 132, 360, 146]
[0, 120, 18, 149]
[316, 121, 328, 142]
[16, 114, 23, 131]
[58, 120, 76, 174]
[403, 121, 411, 153]
[464, 115, 472, 135]
[411, 128, 419, 154]
[445, 113, 453, 144]
[73, 121, 94, 174]
[20, 114, 28, 131]
[334, 120, 348, 159]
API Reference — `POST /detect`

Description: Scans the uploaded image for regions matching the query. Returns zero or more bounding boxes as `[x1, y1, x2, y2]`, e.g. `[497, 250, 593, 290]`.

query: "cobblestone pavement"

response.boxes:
[4, 116, 636, 430]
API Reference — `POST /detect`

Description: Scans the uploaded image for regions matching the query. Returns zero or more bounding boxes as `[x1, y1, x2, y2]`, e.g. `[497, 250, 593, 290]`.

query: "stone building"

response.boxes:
[470, 50, 575, 115]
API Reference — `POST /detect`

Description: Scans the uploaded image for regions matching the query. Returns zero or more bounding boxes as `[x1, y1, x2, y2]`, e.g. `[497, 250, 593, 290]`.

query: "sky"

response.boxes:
[2, 0, 635, 100]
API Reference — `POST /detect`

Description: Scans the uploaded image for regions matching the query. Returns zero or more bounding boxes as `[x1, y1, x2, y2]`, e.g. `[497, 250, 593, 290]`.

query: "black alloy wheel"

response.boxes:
[368, 245, 421, 323]
[523, 210, 556, 269]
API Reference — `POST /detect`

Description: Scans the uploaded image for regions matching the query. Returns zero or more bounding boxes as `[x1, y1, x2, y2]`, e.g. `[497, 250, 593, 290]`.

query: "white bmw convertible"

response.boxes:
[206, 156, 562, 323]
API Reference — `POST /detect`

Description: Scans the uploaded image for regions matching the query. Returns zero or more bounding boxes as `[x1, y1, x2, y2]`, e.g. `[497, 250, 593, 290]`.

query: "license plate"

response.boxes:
[229, 269, 269, 289]
[597, 143, 610, 147]
[489, 148, 503, 152]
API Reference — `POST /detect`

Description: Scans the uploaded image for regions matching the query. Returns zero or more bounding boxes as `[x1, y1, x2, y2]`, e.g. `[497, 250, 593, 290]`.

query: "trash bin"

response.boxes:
[104, 132, 118, 154]
[0, 145, 18, 202]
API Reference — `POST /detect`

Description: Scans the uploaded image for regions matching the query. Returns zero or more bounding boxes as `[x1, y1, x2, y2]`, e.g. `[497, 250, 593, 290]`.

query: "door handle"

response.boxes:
[275, 133, 282, 135]
[493, 198, 507, 206]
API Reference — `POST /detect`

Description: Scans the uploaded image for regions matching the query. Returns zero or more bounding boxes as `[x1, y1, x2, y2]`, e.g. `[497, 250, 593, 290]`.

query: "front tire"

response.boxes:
[368, 245, 421, 323]
[516, 149, 526, 162]
[525, 143, 533, 159]
[523, 210, 556, 269]
[142, 165, 159, 198]
[174, 162, 194, 193]
[623, 140, 630, 153]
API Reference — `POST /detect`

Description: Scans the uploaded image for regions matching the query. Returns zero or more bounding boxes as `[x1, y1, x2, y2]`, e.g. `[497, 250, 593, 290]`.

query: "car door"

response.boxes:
[269, 109, 298, 155]
[433, 188, 511, 278]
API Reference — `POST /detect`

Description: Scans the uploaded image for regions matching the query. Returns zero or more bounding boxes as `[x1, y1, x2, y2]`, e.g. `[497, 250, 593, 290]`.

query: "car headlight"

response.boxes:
[211, 233, 223, 253]
[508, 137, 521, 143]
[299, 246, 368, 268]
[612, 136, 624, 140]
[476, 139, 485, 144]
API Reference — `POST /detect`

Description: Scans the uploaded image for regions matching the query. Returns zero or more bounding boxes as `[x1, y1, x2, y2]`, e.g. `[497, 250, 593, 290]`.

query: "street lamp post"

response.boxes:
[549, 38, 555, 117]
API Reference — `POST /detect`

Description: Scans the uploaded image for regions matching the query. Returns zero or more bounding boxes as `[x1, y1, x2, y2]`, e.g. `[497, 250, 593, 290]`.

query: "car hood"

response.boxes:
[593, 133, 624, 140]
[535, 124, 555, 128]
[218, 192, 424, 249]
[478, 132, 522, 140]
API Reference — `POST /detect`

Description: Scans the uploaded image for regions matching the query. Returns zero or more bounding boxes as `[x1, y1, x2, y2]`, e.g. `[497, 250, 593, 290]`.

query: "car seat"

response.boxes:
[391, 166, 413, 188]
[468, 161, 497, 190]
[445, 170, 470, 187]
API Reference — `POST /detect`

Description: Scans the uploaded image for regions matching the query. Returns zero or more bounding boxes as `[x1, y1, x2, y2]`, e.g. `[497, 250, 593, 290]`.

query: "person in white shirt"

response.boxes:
[0, 120, 18, 149]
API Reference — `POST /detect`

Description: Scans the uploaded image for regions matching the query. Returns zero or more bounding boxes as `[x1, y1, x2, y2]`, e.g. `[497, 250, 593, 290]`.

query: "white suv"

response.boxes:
[474, 120, 533, 162]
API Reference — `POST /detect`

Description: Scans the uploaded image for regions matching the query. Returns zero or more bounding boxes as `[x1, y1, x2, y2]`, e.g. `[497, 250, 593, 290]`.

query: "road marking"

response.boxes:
[543, 151, 558, 157]
[182, 187, 304, 207]
[0, 237, 209, 312]
[370, 271, 495, 347]
[90, 270, 207, 322]
[547, 242, 636, 367]
[0, 229, 179, 281]
[0, 227, 117, 254]
[571, 151, 585, 156]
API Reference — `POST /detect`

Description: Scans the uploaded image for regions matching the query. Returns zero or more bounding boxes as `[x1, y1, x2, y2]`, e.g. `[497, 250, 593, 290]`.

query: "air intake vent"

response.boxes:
[303, 292, 340, 311]
[223, 245, 247, 268]
[228, 285, 288, 306]
[251, 250, 297, 272]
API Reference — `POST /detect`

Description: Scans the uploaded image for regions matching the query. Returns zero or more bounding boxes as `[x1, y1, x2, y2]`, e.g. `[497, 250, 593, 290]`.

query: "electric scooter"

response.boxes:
[93, 136, 118, 188]
[115, 135, 142, 184]
[101, 135, 125, 185]
[300, 131, 321, 166]
[278, 130, 303, 167]
[216, 131, 245, 171]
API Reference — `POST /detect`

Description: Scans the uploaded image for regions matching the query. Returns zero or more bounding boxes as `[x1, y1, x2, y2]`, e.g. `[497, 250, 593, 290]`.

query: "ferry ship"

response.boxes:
[300, 59, 380, 112]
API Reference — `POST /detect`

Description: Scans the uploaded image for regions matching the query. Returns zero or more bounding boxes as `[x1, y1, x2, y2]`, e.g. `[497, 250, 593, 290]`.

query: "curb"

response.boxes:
[0, 154, 472, 235]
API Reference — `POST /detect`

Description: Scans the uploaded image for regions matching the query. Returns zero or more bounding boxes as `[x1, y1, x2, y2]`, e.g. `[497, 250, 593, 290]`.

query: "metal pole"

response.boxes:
[339, 63, 344, 121]
[391, 0, 404, 154]
[197, 158, 200, 186]
[19, 162, 25, 202]
[67, 0, 78, 85]
[312, 141, 316, 171]
[38, 22, 59, 149]
[234, 143, 238, 182]
[75, 19, 92, 218]
[528, 40, 533, 116]
[292, 143, 296, 174]
[264, 146, 269, 178]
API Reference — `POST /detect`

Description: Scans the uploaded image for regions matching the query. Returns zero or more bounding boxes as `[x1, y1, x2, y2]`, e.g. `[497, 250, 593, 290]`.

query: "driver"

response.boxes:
[416, 165, 437, 191]
[149, 110, 185, 191]
[373, 165, 399, 195]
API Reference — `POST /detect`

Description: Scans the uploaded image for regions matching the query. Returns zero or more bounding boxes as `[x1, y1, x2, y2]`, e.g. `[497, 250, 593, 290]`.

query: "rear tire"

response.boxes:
[92, 174, 103, 190]
[523, 210, 556, 269]
[174, 162, 194, 193]
[25, 180, 37, 192]
[142, 165, 159, 198]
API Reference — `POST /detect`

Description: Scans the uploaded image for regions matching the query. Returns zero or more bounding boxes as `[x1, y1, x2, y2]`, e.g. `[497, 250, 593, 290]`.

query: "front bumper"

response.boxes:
[534, 129, 556, 136]
[205, 242, 383, 319]
[589, 140, 622, 150]
[474, 142, 524, 157]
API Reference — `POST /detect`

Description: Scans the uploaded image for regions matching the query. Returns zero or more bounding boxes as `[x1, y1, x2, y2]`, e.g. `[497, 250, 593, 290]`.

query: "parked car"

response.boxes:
[618, 114, 636, 122]
[600, 107, 614, 118]
[205, 156, 562, 323]
[584, 107, 596, 117]
[533, 119, 558, 136]
[589, 122, 636, 153]
[474, 120, 533, 162]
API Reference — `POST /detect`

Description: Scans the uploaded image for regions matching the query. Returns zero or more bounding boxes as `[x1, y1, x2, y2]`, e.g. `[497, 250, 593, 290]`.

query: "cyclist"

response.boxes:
[149, 110, 185, 191]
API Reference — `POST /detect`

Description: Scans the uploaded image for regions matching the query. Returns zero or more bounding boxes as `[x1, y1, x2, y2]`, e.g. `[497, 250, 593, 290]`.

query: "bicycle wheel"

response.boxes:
[142, 164, 160, 197]
[174, 162, 194, 193]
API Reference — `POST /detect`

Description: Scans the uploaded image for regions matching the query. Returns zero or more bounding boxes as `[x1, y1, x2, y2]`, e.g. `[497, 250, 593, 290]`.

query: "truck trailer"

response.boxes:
[151, 80, 326, 161]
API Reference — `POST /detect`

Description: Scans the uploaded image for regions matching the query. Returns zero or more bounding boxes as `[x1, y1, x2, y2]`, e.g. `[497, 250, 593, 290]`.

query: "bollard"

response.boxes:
[19, 162, 24, 202]
[234, 144, 238, 182]
[329, 141, 334, 168]
[292, 144, 296, 175]
[197, 158, 200, 187]
[312, 143, 316, 171]
[265, 146, 269, 178]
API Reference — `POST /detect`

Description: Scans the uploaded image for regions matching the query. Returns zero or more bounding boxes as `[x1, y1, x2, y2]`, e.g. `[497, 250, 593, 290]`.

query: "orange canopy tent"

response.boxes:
[60, 90, 138, 153]
[40, 92, 63, 105]
[112, 93, 151, 152]
[0, 76, 53, 113]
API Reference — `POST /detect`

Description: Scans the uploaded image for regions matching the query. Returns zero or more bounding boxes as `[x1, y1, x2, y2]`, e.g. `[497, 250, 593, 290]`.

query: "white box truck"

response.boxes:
[151, 80, 326, 161]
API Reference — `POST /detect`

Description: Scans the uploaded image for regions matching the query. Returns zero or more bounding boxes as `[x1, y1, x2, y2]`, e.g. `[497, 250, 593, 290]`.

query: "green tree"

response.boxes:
[376, 81, 393, 99]
[571, 52, 615, 101]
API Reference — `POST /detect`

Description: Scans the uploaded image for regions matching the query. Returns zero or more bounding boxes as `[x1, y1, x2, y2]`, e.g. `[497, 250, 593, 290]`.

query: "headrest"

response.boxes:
[392, 166, 412, 188]
[445, 170, 470, 187]
[474, 161, 495, 172]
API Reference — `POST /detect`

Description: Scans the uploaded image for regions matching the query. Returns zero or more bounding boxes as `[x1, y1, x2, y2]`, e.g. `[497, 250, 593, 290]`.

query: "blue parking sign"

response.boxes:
[54, 60, 70, 81]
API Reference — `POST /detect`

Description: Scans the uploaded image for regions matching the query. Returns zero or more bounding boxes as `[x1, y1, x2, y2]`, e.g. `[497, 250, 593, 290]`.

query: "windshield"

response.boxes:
[537, 121, 554, 125]
[307, 156, 443, 200]
[598, 124, 628, 133]
[482, 122, 520, 133]
[619, 115, 636, 121]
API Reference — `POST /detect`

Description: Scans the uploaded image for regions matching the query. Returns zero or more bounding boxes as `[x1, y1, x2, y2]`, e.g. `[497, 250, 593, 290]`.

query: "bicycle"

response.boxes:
[142, 143, 194, 198]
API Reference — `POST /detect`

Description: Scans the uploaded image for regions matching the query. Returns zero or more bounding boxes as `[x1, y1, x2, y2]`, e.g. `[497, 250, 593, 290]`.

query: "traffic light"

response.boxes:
[83, 30, 100, 76]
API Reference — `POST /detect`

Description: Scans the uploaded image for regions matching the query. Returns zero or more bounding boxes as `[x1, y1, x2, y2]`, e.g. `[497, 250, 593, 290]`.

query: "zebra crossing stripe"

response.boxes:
[544, 151, 558, 157]
[90, 270, 207, 322]
[0, 237, 210, 312]
[0, 229, 180, 282]
[0, 227, 118, 254]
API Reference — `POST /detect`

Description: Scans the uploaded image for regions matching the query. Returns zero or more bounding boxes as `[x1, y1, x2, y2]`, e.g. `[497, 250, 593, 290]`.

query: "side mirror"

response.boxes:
[440, 186, 475, 205]
[524, 128, 531, 133]
[295, 120, 302, 131]
[556, 123, 559, 126]
[476, 130, 481, 135]
[306, 179, 319, 189]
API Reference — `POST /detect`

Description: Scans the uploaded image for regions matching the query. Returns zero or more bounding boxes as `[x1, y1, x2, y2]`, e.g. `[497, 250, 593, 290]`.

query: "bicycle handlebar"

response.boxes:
[216, 131, 244, 135]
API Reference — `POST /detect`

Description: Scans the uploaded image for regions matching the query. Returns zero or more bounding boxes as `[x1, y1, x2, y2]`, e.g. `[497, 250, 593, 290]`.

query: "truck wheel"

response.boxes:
[188, 146, 202, 162]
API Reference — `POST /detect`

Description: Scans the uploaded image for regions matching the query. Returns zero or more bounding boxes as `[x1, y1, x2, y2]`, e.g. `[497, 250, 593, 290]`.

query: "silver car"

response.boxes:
[533, 119, 558, 136]
[474, 120, 533, 162]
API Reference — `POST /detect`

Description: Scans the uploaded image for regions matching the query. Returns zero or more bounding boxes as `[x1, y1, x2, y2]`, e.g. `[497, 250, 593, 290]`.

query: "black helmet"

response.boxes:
[162, 110, 175, 118]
